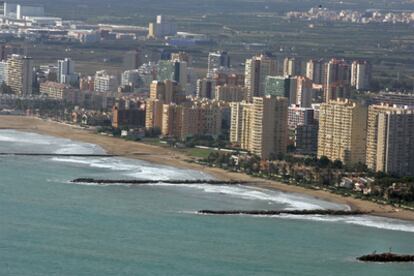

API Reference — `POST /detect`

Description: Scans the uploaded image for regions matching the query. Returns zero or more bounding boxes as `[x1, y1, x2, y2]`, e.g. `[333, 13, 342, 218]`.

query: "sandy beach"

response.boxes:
[1, 115, 413, 222]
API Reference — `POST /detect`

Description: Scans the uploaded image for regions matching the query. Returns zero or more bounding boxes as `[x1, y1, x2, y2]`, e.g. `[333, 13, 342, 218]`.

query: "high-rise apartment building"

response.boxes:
[264, 75, 297, 105]
[230, 96, 288, 159]
[58, 58, 78, 85]
[196, 78, 216, 99]
[6, 54, 33, 95]
[123, 49, 142, 71]
[245, 54, 277, 101]
[145, 99, 164, 130]
[230, 102, 251, 145]
[283, 57, 302, 76]
[323, 59, 351, 102]
[157, 60, 187, 89]
[0, 61, 7, 84]
[150, 80, 184, 104]
[366, 103, 414, 176]
[368, 92, 414, 107]
[121, 70, 142, 89]
[215, 85, 246, 102]
[94, 70, 118, 93]
[161, 100, 224, 141]
[317, 99, 368, 165]
[207, 51, 230, 77]
[288, 105, 318, 155]
[295, 76, 313, 108]
[306, 59, 324, 84]
[351, 60, 371, 91]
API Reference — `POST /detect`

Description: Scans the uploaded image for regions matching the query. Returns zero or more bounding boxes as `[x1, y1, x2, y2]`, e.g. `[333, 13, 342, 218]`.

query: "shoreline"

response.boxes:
[1, 115, 414, 222]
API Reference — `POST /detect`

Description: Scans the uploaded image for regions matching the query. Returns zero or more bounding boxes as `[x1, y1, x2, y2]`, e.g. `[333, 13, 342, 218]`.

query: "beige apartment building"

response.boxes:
[40, 81, 75, 100]
[317, 99, 368, 165]
[6, 54, 33, 96]
[215, 85, 247, 102]
[161, 100, 224, 141]
[244, 54, 278, 101]
[145, 99, 164, 130]
[366, 103, 414, 176]
[230, 96, 288, 159]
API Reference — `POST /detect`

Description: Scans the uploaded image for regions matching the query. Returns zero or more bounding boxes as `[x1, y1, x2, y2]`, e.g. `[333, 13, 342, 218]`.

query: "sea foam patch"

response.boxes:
[145, 183, 347, 210]
[0, 129, 104, 154]
[278, 214, 414, 233]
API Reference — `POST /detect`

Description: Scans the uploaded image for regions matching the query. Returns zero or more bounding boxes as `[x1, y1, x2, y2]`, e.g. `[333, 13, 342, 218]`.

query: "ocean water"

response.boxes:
[0, 130, 413, 276]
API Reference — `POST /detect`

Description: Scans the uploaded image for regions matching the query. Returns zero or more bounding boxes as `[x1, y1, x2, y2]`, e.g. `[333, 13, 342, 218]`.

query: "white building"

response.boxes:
[94, 70, 118, 93]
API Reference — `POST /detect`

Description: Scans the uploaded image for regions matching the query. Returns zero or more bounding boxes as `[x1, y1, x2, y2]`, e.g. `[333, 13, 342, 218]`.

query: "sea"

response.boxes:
[0, 129, 413, 276]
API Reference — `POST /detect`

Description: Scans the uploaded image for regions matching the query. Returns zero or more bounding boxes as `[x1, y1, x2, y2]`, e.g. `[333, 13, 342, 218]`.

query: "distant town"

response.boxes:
[0, 1, 413, 209]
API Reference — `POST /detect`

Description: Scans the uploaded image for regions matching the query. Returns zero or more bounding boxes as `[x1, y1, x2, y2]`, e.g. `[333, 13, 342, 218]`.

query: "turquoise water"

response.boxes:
[0, 130, 413, 276]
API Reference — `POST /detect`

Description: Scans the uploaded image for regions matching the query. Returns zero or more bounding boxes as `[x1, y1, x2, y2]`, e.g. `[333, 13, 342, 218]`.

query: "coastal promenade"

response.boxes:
[1, 115, 414, 222]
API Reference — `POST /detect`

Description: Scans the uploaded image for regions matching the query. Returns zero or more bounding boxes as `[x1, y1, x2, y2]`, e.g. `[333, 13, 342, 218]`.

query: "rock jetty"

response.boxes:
[357, 253, 414, 262]
[198, 209, 368, 216]
[71, 178, 250, 185]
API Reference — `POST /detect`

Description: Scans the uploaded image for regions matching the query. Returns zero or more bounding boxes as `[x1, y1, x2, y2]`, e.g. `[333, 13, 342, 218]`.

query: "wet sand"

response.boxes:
[1, 115, 413, 221]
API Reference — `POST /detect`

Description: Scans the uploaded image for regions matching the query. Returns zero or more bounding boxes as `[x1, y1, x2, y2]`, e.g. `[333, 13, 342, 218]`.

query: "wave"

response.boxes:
[0, 131, 52, 145]
[52, 155, 212, 181]
[0, 130, 104, 154]
[144, 183, 347, 210]
[279, 214, 414, 233]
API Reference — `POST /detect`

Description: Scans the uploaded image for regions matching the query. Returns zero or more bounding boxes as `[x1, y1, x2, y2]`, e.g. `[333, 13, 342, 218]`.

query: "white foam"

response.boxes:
[145, 183, 346, 210]
[51, 157, 140, 171]
[279, 214, 414, 233]
[0, 131, 52, 145]
[0, 130, 104, 154]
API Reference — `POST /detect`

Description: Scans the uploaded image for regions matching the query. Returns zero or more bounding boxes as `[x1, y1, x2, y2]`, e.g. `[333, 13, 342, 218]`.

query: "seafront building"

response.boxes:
[40, 81, 76, 100]
[366, 103, 414, 177]
[161, 100, 224, 140]
[230, 96, 288, 159]
[317, 99, 367, 165]
[6, 54, 33, 95]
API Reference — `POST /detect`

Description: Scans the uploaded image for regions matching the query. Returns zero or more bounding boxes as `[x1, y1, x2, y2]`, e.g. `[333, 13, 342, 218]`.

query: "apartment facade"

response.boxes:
[317, 99, 368, 165]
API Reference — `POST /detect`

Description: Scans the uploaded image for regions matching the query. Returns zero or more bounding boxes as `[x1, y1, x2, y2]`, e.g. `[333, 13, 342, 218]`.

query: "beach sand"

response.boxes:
[1, 115, 413, 222]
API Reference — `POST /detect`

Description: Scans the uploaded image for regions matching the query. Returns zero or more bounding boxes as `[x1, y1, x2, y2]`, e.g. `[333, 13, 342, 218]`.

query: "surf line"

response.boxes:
[0, 153, 118, 157]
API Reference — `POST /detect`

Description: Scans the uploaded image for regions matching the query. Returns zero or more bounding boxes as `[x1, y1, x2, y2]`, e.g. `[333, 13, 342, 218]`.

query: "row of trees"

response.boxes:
[203, 151, 414, 204]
